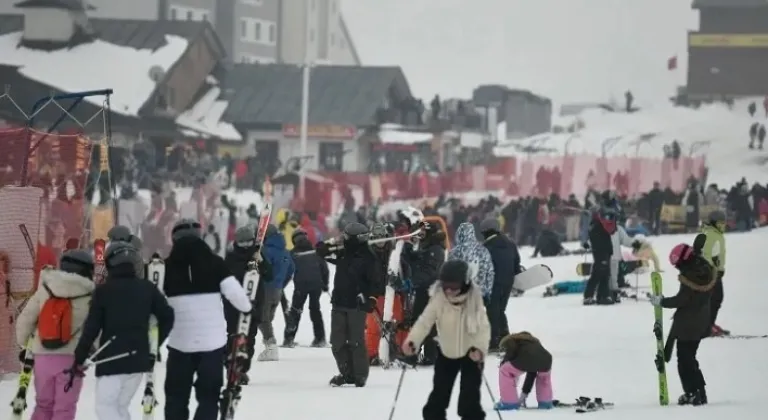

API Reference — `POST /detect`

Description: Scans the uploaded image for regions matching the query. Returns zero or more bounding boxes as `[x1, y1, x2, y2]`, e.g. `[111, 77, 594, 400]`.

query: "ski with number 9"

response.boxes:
[651, 272, 669, 406]
[142, 255, 166, 419]
[221, 178, 273, 420]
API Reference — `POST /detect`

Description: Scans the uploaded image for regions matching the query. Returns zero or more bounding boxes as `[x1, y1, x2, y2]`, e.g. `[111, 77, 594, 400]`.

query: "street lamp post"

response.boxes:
[298, 0, 311, 201]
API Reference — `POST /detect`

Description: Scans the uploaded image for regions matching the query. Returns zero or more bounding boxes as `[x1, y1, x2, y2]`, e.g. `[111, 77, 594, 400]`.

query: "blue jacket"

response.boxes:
[447, 223, 494, 297]
[262, 230, 295, 289]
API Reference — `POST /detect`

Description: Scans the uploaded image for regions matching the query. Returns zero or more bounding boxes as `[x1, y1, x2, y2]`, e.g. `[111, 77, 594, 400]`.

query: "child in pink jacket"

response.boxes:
[495, 331, 554, 410]
[15, 250, 94, 420]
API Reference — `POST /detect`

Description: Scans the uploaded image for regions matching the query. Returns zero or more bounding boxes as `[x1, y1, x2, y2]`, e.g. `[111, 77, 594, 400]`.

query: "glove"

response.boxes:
[315, 241, 331, 258]
[356, 294, 375, 313]
[648, 295, 663, 306]
[468, 347, 484, 362]
[63, 362, 87, 392]
[402, 341, 416, 356]
[582, 242, 590, 250]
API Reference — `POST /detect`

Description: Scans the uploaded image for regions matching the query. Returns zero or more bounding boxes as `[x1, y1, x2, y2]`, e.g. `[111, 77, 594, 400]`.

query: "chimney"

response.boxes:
[14, 0, 94, 46]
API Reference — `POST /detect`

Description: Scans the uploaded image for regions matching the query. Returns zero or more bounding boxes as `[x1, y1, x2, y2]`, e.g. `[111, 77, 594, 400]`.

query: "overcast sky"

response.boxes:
[342, 0, 697, 105]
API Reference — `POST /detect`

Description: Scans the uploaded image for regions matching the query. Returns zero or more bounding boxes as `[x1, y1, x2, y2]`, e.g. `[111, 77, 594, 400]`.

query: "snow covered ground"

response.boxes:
[2, 230, 766, 419]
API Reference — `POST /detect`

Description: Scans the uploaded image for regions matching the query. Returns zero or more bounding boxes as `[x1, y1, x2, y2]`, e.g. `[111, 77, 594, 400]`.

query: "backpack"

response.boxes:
[37, 284, 89, 349]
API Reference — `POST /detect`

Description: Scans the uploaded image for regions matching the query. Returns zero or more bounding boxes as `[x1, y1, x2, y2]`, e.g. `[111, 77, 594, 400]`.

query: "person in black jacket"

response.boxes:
[408, 221, 446, 365]
[582, 208, 616, 305]
[223, 225, 272, 385]
[650, 236, 715, 406]
[283, 229, 329, 348]
[163, 219, 252, 420]
[317, 222, 378, 387]
[479, 218, 522, 350]
[71, 242, 174, 420]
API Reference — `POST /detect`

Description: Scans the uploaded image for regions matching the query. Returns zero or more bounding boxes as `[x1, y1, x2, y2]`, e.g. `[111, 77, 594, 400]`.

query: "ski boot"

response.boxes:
[329, 374, 355, 387]
[510, 288, 525, 297]
[354, 376, 367, 387]
[281, 338, 297, 348]
[596, 296, 615, 305]
[310, 338, 327, 348]
[257, 339, 279, 361]
[369, 357, 382, 366]
[678, 392, 696, 405]
[582, 297, 596, 305]
[696, 388, 708, 405]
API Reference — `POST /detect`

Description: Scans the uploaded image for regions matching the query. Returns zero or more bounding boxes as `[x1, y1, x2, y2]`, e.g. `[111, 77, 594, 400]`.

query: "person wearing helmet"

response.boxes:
[699, 210, 727, 336]
[582, 207, 617, 305]
[222, 225, 272, 385]
[282, 228, 329, 348]
[106, 225, 145, 279]
[162, 218, 252, 419]
[15, 250, 95, 420]
[649, 235, 715, 406]
[69, 242, 175, 420]
[322, 221, 378, 387]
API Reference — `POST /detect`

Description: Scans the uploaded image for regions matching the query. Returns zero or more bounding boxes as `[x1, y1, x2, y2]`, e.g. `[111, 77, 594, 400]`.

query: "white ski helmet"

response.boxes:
[398, 206, 425, 227]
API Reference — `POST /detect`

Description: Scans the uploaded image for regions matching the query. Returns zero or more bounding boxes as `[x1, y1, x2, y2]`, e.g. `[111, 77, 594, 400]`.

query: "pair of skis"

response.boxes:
[221, 180, 273, 420]
[142, 255, 166, 419]
[651, 272, 670, 406]
[294, 229, 423, 257]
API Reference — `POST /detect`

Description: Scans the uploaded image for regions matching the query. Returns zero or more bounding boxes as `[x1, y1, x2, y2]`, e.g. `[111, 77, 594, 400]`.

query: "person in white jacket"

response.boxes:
[610, 225, 635, 301]
[15, 250, 95, 420]
[402, 260, 491, 420]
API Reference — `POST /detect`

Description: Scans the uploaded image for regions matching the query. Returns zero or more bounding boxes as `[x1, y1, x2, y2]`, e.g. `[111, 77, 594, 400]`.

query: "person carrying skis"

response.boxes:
[162, 219, 251, 420]
[494, 331, 554, 410]
[254, 224, 294, 361]
[649, 236, 715, 406]
[223, 225, 272, 384]
[71, 242, 174, 420]
[582, 207, 617, 305]
[317, 221, 378, 387]
[15, 250, 96, 420]
[364, 222, 394, 364]
[699, 210, 726, 336]
[447, 222, 494, 300]
[408, 219, 446, 365]
[283, 228, 329, 348]
[402, 259, 490, 420]
[478, 218, 521, 351]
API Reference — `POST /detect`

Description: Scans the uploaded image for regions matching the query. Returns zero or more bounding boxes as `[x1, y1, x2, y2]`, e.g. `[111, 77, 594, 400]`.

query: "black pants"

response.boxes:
[412, 288, 438, 363]
[330, 307, 369, 380]
[423, 351, 485, 420]
[710, 272, 724, 326]
[165, 346, 225, 420]
[284, 289, 325, 342]
[583, 260, 610, 300]
[487, 281, 513, 349]
[677, 339, 705, 393]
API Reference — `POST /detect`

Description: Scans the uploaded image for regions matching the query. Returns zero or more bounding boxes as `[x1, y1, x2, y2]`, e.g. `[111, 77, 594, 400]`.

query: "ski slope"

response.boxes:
[2, 230, 767, 419]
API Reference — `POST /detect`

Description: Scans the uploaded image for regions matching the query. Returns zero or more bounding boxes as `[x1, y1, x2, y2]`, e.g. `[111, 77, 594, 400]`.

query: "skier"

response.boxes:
[478, 218, 522, 351]
[402, 259, 490, 420]
[699, 210, 726, 336]
[649, 237, 715, 405]
[223, 225, 271, 384]
[15, 250, 95, 420]
[162, 219, 251, 420]
[447, 222, 494, 300]
[317, 221, 378, 387]
[364, 222, 394, 364]
[494, 331, 554, 410]
[255, 224, 294, 361]
[582, 207, 617, 305]
[71, 242, 174, 420]
[283, 228, 329, 348]
[407, 219, 446, 365]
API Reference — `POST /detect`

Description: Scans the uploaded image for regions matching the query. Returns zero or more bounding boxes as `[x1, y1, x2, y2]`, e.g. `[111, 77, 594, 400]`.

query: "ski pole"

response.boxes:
[387, 364, 407, 420]
[480, 363, 504, 420]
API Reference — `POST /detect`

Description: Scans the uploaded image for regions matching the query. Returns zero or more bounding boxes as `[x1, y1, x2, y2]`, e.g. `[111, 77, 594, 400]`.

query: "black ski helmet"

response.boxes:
[343, 222, 369, 244]
[104, 242, 141, 273]
[708, 210, 726, 229]
[439, 260, 471, 294]
[59, 249, 94, 279]
[107, 225, 132, 242]
[171, 218, 202, 243]
[235, 225, 256, 246]
[291, 228, 308, 243]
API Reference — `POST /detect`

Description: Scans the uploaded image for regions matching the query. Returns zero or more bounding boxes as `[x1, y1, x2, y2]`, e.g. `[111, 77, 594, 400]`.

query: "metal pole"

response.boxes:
[298, 0, 311, 201]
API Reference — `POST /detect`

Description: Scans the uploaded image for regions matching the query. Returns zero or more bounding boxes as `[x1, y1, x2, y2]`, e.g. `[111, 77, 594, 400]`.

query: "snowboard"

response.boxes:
[651, 272, 669, 406]
[513, 264, 553, 291]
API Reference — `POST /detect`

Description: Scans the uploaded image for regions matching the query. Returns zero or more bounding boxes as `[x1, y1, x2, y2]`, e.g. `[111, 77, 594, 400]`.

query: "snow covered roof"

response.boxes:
[378, 123, 432, 144]
[176, 86, 242, 142]
[0, 31, 188, 117]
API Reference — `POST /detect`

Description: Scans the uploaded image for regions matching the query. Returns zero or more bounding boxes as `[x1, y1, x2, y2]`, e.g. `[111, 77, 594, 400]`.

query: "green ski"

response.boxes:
[651, 272, 669, 406]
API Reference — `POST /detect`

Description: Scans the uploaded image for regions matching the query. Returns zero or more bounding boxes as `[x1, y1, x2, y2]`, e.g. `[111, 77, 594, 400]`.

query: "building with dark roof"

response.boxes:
[472, 85, 552, 140]
[687, 0, 768, 98]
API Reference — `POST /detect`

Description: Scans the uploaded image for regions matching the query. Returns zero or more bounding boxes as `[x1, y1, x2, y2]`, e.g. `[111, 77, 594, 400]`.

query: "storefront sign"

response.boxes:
[282, 124, 357, 139]
[689, 33, 768, 48]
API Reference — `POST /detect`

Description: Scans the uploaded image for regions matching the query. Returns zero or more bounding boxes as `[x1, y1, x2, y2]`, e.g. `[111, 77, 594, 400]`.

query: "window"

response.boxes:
[239, 54, 276, 64]
[186, 10, 194, 20]
[240, 19, 249, 40]
[169, 5, 209, 22]
[268, 23, 276, 43]
[254, 21, 262, 41]
[240, 18, 276, 45]
[255, 140, 280, 173]
[170, 7, 178, 19]
[319, 142, 344, 171]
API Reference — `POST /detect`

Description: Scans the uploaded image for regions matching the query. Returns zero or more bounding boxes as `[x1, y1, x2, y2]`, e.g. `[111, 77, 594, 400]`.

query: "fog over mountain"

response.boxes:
[343, 0, 698, 104]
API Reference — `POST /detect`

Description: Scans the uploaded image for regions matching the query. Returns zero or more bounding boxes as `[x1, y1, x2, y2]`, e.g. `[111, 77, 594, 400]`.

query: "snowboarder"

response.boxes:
[15, 250, 96, 420]
[162, 219, 251, 420]
[582, 207, 616, 305]
[494, 331, 554, 410]
[402, 259, 490, 420]
[283, 228, 329, 348]
[71, 242, 174, 420]
[447, 222, 494, 300]
[317, 221, 378, 387]
[254, 224, 294, 361]
[479, 218, 522, 351]
[223, 225, 271, 384]
[649, 237, 715, 406]
[699, 210, 726, 336]
[407, 218, 446, 365]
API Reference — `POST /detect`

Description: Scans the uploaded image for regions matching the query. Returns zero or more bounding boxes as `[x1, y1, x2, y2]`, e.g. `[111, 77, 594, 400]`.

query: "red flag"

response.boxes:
[667, 56, 677, 71]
